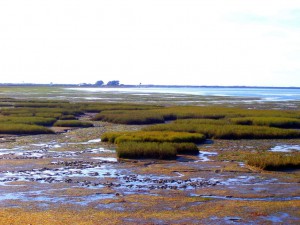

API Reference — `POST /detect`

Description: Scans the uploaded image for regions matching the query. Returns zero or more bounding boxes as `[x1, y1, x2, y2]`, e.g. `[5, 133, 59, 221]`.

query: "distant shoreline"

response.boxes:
[0, 83, 299, 89]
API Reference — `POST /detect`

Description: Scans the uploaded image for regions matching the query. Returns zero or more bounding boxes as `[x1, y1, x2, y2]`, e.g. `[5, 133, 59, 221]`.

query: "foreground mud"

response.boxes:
[0, 123, 299, 224]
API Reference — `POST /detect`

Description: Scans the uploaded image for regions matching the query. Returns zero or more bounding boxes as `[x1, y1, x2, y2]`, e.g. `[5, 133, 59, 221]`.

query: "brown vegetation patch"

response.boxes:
[0, 199, 299, 224]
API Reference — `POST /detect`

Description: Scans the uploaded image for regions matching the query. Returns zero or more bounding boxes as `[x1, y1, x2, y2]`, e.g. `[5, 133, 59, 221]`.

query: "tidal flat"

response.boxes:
[0, 86, 299, 224]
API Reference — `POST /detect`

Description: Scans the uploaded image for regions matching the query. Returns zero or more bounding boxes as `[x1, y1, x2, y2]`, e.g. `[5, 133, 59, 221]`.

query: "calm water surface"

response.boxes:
[68, 87, 300, 101]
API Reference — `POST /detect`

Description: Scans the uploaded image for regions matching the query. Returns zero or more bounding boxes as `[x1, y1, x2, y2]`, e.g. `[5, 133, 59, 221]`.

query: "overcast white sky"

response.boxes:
[0, 0, 299, 86]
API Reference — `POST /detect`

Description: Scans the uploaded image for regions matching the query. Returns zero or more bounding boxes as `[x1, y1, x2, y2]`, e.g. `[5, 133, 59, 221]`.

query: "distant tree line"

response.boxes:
[94, 80, 120, 87]
[0, 81, 122, 87]
[78, 80, 121, 87]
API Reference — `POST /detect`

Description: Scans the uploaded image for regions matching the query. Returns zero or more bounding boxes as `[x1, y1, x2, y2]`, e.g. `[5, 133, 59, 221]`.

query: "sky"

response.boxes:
[0, 0, 300, 87]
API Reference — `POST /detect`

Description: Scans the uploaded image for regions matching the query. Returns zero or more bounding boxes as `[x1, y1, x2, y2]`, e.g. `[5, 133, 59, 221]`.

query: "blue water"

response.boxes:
[69, 87, 300, 101]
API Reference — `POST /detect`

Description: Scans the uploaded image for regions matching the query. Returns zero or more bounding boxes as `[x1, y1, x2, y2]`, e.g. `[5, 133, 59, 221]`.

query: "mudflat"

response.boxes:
[0, 86, 299, 224]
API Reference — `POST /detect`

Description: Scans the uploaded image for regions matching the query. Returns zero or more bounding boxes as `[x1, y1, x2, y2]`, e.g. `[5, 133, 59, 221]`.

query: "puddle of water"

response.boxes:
[0, 146, 114, 159]
[224, 216, 242, 223]
[220, 176, 278, 186]
[263, 212, 289, 223]
[174, 172, 184, 177]
[0, 189, 115, 206]
[1, 160, 224, 191]
[0, 149, 47, 158]
[192, 194, 300, 202]
[0, 150, 15, 156]
[269, 145, 300, 152]
[238, 162, 245, 167]
[0, 164, 119, 184]
[31, 139, 102, 149]
[92, 157, 118, 162]
[86, 139, 101, 143]
[252, 187, 267, 192]
[31, 141, 62, 149]
[0, 192, 21, 201]
[196, 151, 218, 162]
[83, 148, 114, 153]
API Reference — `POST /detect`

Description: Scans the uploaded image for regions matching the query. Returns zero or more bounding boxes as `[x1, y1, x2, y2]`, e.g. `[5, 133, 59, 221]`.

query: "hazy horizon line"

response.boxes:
[0, 82, 299, 89]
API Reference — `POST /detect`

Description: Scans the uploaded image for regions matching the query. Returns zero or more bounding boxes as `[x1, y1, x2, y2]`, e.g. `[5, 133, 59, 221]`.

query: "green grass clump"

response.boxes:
[93, 110, 165, 124]
[14, 102, 71, 108]
[145, 123, 300, 139]
[101, 131, 206, 144]
[53, 120, 93, 127]
[0, 124, 54, 134]
[174, 119, 229, 125]
[0, 116, 57, 126]
[101, 132, 128, 143]
[0, 107, 82, 117]
[144, 123, 199, 133]
[245, 152, 300, 170]
[59, 115, 77, 120]
[171, 142, 199, 155]
[231, 117, 300, 128]
[117, 142, 177, 159]
[34, 112, 62, 119]
[84, 103, 162, 113]
[116, 142, 199, 159]
[92, 106, 300, 125]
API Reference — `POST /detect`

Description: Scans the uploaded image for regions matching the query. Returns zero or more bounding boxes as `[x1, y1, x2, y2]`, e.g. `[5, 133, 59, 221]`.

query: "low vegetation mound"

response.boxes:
[116, 142, 199, 159]
[117, 142, 177, 159]
[59, 115, 77, 120]
[102, 131, 202, 159]
[245, 152, 300, 170]
[1, 98, 300, 142]
[84, 103, 161, 113]
[53, 120, 93, 128]
[0, 124, 54, 134]
[171, 142, 199, 154]
[145, 123, 300, 139]
[93, 110, 165, 124]
[0, 116, 56, 126]
[231, 117, 300, 128]
[101, 131, 206, 144]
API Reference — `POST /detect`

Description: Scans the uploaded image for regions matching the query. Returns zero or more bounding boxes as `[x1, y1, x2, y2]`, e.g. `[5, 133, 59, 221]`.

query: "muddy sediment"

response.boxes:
[0, 124, 299, 224]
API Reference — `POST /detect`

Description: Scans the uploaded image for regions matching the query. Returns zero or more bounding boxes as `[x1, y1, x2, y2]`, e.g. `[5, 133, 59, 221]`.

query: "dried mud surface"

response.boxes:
[0, 121, 299, 224]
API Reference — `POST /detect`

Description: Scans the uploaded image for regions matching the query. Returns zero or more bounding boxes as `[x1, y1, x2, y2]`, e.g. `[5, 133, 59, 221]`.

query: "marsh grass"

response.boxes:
[59, 115, 77, 120]
[231, 117, 300, 128]
[0, 116, 56, 126]
[0, 107, 82, 117]
[1, 98, 300, 139]
[171, 142, 199, 154]
[145, 123, 300, 139]
[101, 132, 128, 143]
[101, 131, 206, 144]
[93, 110, 165, 124]
[245, 152, 300, 170]
[84, 103, 161, 113]
[116, 141, 199, 159]
[53, 120, 93, 127]
[14, 102, 74, 108]
[0, 123, 54, 134]
[117, 142, 177, 159]
[174, 119, 229, 125]
[35, 113, 62, 119]
[92, 106, 300, 125]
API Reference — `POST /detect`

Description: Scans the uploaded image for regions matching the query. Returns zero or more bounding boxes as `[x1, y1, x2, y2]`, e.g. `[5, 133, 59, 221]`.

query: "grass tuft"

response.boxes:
[53, 120, 93, 127]
[245, 152, 300, 170]
[0, 124, 54, 134]
[117, 142, 177, 159]
[145, 123, 300, 139]
[231, 117, 300, 128]
[101, 131, 206, 144]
